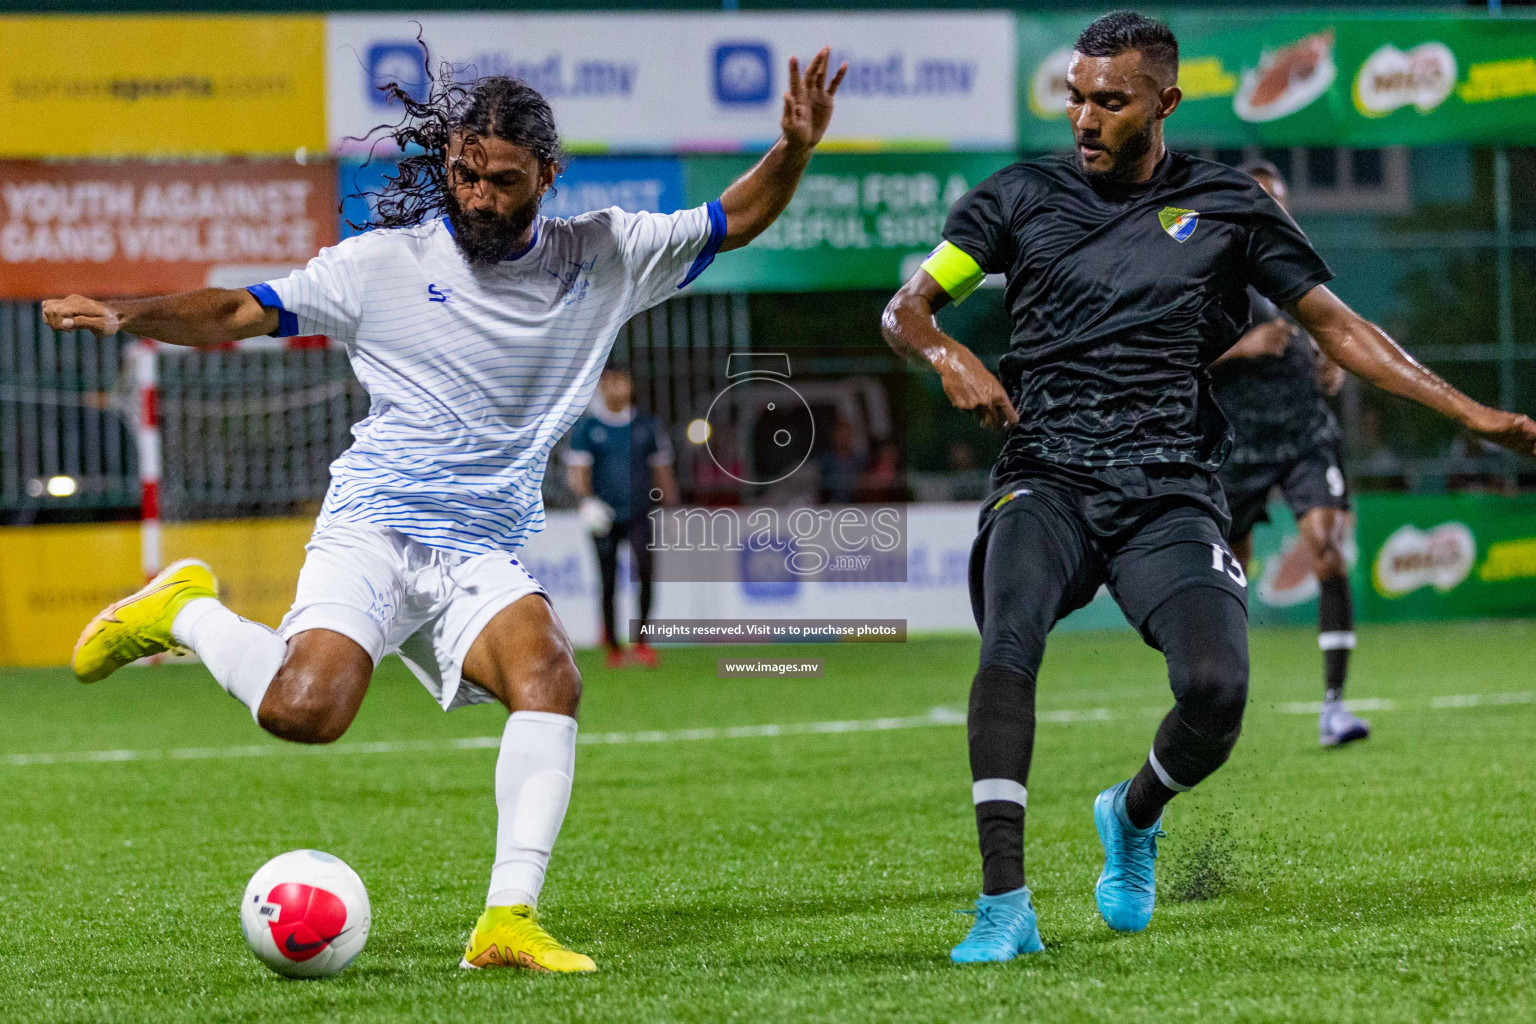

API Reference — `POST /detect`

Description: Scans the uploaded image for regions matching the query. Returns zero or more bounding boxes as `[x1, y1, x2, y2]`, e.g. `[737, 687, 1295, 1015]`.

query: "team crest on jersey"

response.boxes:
[1158, 207, 1199, 243]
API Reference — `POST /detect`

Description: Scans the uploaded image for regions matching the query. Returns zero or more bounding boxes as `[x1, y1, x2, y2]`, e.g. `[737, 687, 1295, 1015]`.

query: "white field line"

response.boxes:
[0, 708, 967, 768]
[1429, 691, 1535, 709]
[1274, 698, 1399, 715]
[2, 692, 1532, 769]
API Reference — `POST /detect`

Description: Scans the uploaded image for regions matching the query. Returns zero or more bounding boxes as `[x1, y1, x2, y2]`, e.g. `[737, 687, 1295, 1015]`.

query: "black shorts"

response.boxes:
[968, 467, 1248, 677]
[1220, 443, 1351, 543]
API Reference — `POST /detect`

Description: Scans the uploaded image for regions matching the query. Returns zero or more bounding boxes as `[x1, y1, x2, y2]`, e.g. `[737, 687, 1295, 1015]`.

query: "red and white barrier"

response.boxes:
[134, 338, 161, 582]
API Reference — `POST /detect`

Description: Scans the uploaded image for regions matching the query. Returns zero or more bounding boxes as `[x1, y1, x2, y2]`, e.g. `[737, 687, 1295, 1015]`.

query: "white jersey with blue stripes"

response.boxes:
[249, 201, 724, 557]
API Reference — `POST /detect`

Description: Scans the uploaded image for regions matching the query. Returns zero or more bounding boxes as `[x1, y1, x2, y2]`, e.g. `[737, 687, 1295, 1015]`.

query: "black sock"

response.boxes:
[595, 536, 619, 647]
[1318, 575, 1353, 701]
[975, 802, 1025, 895]
[1124, 766, 1176, 832]
[638, 576, 654, 635]
[968, 666, 1036, 895]
[1125, 709, 1244, 830]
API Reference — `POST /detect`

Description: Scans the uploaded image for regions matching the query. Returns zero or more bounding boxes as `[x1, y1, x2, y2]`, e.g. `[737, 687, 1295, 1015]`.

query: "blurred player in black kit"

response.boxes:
[1209, 160, 1368, 748]
[881, 10, 1536, 963]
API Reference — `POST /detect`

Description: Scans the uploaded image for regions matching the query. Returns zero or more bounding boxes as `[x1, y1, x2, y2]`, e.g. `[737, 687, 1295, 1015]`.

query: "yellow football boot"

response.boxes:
[460, 905, 596, 973]
[72, 558, 218, 683]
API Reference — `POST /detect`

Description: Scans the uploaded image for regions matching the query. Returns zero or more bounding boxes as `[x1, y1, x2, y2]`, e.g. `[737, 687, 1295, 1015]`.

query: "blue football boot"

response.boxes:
[950, 886, 1044, 964]
[1093, 780, 1164, 933]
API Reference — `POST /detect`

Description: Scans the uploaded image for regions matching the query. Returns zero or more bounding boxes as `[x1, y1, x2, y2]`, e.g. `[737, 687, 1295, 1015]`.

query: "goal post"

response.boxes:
[134, 335, 363, 583]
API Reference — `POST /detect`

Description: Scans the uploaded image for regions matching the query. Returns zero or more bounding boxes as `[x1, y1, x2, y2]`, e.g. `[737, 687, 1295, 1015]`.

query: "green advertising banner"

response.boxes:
[1020, 11, 1536, 150]
[1356, 493, 1536, 622]
[1246, 491, 1536, 627]
[684, 153, 1012, 292]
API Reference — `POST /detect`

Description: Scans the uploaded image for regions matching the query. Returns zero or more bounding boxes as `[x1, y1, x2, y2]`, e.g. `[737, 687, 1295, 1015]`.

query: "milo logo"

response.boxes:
[1372, 522, 1476, 598]
[1353, 42, 1457, 118]
[1028, 47, 1073, 119]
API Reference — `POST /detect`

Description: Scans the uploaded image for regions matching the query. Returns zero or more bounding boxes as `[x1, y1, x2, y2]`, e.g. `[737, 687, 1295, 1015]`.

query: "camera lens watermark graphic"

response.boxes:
[703, 353, 816, 486]
[630, 345, 909, 585]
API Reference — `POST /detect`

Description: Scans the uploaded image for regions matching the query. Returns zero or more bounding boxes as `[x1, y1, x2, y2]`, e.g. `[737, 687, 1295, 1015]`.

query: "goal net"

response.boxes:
[133, 338, 368, 605]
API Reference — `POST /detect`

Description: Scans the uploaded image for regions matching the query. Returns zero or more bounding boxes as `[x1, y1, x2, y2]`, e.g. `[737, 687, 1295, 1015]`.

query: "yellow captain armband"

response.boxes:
[919, 241, 987, 304]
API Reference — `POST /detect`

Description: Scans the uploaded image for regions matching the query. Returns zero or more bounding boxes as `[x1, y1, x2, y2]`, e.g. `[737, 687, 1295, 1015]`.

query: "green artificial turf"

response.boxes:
[1, 621, 1533, 1023]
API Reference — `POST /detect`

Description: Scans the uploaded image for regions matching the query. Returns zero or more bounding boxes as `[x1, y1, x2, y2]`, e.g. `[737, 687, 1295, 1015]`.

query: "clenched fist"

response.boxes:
[42, 295, 121, 336]
[1470, 408, 1536, 457]
[931, 344, 1019, 432]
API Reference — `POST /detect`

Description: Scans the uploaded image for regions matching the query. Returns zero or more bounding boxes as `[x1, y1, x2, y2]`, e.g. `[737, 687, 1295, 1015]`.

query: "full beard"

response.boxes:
[1077, 118, 1157, 183]
[445, 192, 541, 267]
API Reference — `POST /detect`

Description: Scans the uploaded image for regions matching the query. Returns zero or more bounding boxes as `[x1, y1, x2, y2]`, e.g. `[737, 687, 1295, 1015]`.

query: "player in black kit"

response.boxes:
[881, 10, 1536, 963]
[1209, 160, 1369, 749]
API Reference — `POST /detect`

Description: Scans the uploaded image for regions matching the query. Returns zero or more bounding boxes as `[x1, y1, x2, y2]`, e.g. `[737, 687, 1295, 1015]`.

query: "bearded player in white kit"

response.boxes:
[45, 50, 848, 973]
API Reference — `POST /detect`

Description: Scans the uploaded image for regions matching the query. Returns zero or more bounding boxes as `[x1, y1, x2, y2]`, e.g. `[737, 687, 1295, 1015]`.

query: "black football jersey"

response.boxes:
[941, 151, 1333, 479]
[1209, 289, 1341, 465]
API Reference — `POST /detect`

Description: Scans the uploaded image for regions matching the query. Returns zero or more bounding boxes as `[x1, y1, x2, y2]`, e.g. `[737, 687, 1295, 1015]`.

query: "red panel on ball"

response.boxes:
[265, 882, 348, 962]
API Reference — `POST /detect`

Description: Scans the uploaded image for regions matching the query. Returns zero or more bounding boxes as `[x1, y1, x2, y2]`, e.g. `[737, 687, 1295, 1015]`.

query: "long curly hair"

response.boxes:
[346, 39, 565, 232]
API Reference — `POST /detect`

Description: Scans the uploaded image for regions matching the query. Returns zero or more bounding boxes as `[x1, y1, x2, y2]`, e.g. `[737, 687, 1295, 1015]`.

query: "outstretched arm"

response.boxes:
[881, 270, 1018, 431]
[717, 47, 847, 253]
[41, 288, 277, 349]
[1287, 284, 1536, 455]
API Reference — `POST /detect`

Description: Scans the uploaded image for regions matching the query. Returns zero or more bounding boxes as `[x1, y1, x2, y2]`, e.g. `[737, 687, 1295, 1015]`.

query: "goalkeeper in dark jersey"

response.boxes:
[881, 10, 1536, 964]
[1210, 160, 1368, 749]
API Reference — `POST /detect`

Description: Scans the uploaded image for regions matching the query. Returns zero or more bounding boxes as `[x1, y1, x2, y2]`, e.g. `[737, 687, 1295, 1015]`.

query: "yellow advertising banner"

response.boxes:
[0, 16, 326, 158]
[0, 518, 312, 667]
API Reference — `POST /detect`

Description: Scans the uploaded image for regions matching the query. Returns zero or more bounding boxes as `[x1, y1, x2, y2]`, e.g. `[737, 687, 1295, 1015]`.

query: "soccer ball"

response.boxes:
[239, 850, 371, 978]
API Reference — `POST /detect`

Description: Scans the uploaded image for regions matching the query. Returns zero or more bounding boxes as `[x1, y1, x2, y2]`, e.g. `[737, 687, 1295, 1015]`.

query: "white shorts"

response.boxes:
[278, 521, 546, 711]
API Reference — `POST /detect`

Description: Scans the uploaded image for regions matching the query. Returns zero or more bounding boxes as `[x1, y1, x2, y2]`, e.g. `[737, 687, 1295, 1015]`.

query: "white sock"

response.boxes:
[486, 710, 577, 909]
[171, 598, 284, 720]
